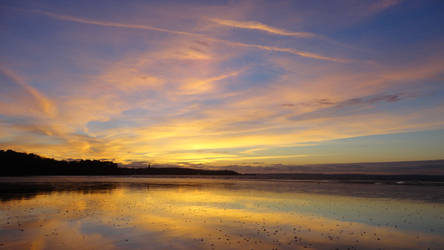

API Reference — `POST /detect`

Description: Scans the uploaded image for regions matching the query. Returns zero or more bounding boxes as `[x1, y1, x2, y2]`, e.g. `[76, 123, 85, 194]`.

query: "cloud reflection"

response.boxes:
[0, 178, 443, 250]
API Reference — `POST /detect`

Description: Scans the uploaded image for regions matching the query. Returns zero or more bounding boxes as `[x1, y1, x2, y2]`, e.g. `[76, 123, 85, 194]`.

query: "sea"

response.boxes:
[0, 175, 443, 249]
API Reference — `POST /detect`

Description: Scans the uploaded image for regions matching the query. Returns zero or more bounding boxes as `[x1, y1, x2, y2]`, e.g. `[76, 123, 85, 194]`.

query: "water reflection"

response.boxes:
[0, 177, 443, 249]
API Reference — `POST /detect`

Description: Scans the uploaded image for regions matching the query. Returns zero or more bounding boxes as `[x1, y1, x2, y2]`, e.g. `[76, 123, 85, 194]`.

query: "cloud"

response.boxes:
[282, 98, 335, 108]
[29, 9, 197, 37]
[338, 93, 405, 106]
[99, 69, 164, 92]
[369, 0, 402, 13]
[209, 18, 316, 37]
[288, 93, 409, 121]
[221, 40, 350, 62]
[20, 47, 440, 164]
[179, 70, 241, 95]
[0, 66, 56, 116]
[21, 8, 347, 62]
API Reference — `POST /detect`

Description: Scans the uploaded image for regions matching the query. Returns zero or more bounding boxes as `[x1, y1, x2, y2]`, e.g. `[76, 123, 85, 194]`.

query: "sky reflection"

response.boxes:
[1, 177, 443, 249]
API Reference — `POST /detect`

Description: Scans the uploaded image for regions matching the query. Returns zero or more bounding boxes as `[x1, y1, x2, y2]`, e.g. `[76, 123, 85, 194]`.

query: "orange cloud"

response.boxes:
[0, 66, 56, 117]
[210, 18, 316, 37]
[179, 70, 241, 95]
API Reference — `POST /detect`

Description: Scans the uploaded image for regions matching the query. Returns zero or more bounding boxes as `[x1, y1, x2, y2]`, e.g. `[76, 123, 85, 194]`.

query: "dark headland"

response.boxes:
[1, 150, 444, 184]
[0, 150, 238, 176]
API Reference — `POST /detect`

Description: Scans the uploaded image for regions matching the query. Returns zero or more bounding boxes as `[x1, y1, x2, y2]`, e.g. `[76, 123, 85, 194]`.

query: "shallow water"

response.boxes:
[0, 177, 443, 249]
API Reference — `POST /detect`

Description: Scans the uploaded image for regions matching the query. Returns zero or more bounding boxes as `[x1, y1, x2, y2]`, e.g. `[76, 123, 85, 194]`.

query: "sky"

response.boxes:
[1, 0, 444, 172]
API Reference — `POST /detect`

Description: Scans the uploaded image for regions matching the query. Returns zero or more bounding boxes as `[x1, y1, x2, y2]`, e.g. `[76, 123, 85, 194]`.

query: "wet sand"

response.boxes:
[0, 176, 443, 249]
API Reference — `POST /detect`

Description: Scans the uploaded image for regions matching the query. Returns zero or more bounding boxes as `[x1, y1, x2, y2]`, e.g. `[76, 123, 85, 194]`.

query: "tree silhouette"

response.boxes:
[0, 149, 239, 176]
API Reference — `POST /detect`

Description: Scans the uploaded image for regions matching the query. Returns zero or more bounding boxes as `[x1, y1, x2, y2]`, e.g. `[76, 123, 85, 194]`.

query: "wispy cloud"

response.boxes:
[221, 40, 350, 62]
[210, 18, 316, 38]
[28, 9, 197, 36]
[369, 0, 402, 13]
[179, 70, 241, 95]
[288, 93, 410, 121]
[0, 66, 56, 116]
[22, 8, 347, 63]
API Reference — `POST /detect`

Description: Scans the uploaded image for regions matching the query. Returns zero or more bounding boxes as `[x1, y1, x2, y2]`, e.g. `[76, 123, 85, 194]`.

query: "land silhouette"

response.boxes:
[2, 150, 444, 183]
[0, 150, 239, 176]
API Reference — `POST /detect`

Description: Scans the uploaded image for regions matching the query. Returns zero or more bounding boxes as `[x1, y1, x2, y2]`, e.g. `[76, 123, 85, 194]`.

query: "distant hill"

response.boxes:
[0, 150, 239, 176]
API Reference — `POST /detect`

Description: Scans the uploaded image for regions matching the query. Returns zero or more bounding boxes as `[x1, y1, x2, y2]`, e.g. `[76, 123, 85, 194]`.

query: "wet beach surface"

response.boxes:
[0, 176, 443, 249]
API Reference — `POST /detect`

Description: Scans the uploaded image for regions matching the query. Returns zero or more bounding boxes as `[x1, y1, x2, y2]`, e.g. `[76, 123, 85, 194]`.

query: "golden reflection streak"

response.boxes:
[1, 183, 443, 249]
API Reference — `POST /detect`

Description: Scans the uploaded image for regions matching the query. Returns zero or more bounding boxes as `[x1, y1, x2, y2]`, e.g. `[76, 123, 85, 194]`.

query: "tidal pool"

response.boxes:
[0, 176, 443, 249]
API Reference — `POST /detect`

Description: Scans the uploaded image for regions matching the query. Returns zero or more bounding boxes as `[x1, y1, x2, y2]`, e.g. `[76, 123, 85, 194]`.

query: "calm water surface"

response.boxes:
[0, 176, 443, 249]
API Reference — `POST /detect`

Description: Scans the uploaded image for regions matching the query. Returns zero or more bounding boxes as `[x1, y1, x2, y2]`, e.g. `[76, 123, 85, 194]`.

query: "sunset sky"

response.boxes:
[1, 0, 444, 170]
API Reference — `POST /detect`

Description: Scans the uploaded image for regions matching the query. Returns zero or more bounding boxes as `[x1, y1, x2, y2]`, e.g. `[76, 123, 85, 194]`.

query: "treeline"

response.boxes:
[0, 150, 239, 176]
[0, 150, 119, 176]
